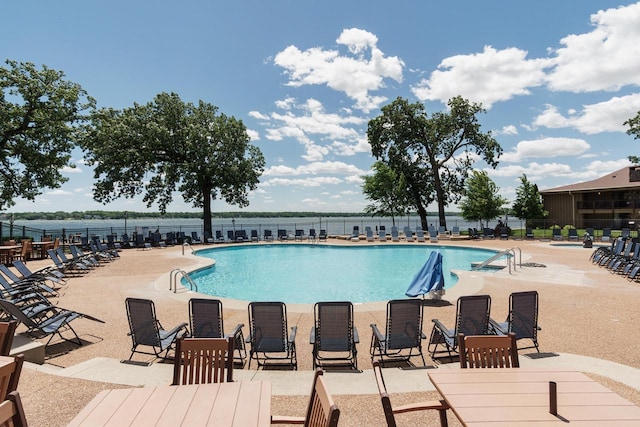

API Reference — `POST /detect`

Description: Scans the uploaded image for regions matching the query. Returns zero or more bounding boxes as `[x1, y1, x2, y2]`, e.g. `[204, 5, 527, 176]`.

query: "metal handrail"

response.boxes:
[182, 242, 194, 255]
[169, 268, 198, 293]
[472, 246, 521, 274]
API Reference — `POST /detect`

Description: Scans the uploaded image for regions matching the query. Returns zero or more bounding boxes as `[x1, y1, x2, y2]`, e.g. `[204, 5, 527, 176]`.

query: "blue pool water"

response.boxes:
[189, 244, 496, 304]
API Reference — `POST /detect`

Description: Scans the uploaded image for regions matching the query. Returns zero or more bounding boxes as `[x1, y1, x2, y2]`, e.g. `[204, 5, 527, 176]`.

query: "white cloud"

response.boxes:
[411, 45, 551, 108]
[62, 165, 81, 174]
[246, 129, 260, 141]
[491, 158, 632, 184]
[45, 189, 75, 196]
[263, 161, 366, 176]
[496, 125, 519, 136]
[248, 111, 269, 120]
[532, 93, 640, 134]
[499, 137, 590, 162]
[546, 3, 640, 92]
[261, 177, 343, 187]
[273, 28, 404, 112]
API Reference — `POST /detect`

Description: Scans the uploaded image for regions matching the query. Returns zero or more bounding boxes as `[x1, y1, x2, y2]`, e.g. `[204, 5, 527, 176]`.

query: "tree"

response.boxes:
[0, 60, 95, 210]
[368, 96, 502, 230]
[459, 170, 507, 228]
[511, 174, 547, 225]
[80, 92, 265, 237]
[625, 111, 640, 164]
[361, 161, 412, 226]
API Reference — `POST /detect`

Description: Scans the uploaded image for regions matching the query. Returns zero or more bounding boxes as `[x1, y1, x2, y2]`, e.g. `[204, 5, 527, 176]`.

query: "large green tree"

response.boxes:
[459, 170, 507, 228]
[0, 60, 94, 210]
[511, 174, 547, 225]
[80, 92, 265, 237]
[367, 96, 502, 230]
[625, 111, 640, 164]
[361, 161, 412, 226]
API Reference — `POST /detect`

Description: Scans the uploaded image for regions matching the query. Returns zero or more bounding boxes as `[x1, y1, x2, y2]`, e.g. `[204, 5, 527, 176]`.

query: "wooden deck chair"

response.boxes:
[271, 369, 340, 427]
[0, 391, 28, 427]
[429, 295, 491, 361]
[125, 298, 188, 361]
[370, 299, 426, 367]
[246, 302, 297, 370]
[372, 361, 448, 427]
[172, 337, 233, 384]
[458, 332, 519, 368]
[0, 321, 17, 356]
[188, 298, 246, 365]
[0, 353, 23, 401]
[311, 301, 359, 370]
[490, 291, 541, 352]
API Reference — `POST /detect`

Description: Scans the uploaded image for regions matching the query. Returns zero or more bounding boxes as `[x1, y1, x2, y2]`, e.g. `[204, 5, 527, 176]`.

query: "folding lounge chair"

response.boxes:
[278, 229, 288, 241]
[264, 229, 274, 241]
[372, 361, 449, 427]
[458, 332, 519, 368]
[552, 228, 562, 241]
[318, 230, 327, 241]
[271, 369, 340, 427]
[378, 229, 387, 241]
[227, 230, 236, 243]
[568, 228, 579, 241]
[490, 290, 541, 352]
[390, 227, 400, 242]
[365, 228, 375, 242]
[429, 229, 439, 243]
[12, 260, 66, 287]
[429, 295, 491, 361]
[172, 337, 234, 385]
[0, 298, 104, 346]
[190, 231, 202, 244]
[125, 298, 188, 361]
[214, 230, 225, 243]
[308, 229, 317, 242]
[188, 298, 246, 365]
[525, 228, 534, 239]
[246, 301, 297, 370]
[310, 301, 359, 370]
[0, 265, 58, 298]
[370, 299, 427, 367]
[451, 226, 460, 237]
[295, 229, 304, 241]
[250, 230, 259, 242]
[415, 227, 425, 242]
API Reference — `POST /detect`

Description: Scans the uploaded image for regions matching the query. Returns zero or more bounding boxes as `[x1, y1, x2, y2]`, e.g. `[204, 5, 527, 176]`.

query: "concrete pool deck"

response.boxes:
[12, 236, 640, 426]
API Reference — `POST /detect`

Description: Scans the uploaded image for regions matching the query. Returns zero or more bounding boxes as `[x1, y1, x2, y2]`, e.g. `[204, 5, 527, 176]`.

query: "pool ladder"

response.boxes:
[170, 269, 198, 293]
[472, 247, 522, 274]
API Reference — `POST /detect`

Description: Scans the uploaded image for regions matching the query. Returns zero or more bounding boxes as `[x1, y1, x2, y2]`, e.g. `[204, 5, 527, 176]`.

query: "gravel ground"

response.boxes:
[10, 238, 640, 426]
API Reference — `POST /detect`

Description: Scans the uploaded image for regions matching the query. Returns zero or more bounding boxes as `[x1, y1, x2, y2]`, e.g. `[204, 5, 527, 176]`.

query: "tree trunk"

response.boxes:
[202, 186, 213, 239]
[433, 170, 447, 230]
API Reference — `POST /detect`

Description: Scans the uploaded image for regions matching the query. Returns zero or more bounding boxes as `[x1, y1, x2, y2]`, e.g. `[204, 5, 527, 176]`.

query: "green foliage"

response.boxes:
[459, 170, 507, 227]
[625, 111, 640, 164]
[511, 174, 547, 223]
[0, 60, 95, 210]
[367, 96, 502, 230]
[80, 92, 265, 235]
[361, 161, 412, 224]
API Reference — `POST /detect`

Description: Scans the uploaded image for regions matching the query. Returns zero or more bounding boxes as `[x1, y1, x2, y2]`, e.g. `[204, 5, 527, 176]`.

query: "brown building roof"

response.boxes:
[540, 166, 640, 194]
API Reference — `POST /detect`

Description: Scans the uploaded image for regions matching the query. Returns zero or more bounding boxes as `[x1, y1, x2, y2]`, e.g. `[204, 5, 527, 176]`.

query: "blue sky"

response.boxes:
[3, 1, 640, 213]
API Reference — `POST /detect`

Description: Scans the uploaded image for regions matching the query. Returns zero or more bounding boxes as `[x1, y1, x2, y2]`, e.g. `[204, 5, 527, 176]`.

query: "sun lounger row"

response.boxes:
[590, 237, 640, 281]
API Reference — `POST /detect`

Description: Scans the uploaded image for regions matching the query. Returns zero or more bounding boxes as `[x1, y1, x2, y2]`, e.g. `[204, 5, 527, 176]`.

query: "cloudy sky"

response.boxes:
[3, 1, 640, 213]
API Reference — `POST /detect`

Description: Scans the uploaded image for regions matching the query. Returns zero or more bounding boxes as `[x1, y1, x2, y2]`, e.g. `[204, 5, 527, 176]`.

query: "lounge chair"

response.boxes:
[525, 227, 534, 239]
[390, 226, 400, 242]
[490, 290, 541, 352]
[295, 229, 304, 241]
[415, 227, 425, 243]
[458, 332, 519, 368]
[370, 299, 426, 366]
[308, 228, 317, 242]
[12, 260, 65, 288]
[372, 361, 449, 427]
[482, 227, 494, 239]
[227, 230, 236, 243]
[214, 230, 225, 243]
[310, 301, 359, 370]
[190, 231, 202, 244]
[568, 228, 579, 241]
[403, 226, 413, 241]
[278, 229, 288, 241]
[451, 226, 460, 237]
[351, 226, 360, 242]
[365, 228, 375, 242]
[264, 229, 274, 241]
[250, 230, 259, 242]
[378, 229, 387, 241]
[47, 249, 88, 275]
[235, 229, 247, 243]
[0, 391, 28, 427]
[172, 337, 234, 384]
[552, 227, 562, 241]
[271, 369, 340, 426]
[499, 227, 509, 240]
[125, 297, 188, 361]
[188, 298, 246, 365]
[428, 295, 491, 361]
[622, 228, 631, 239]
[318, 229, 327, 241]
[70, 245, 100, 268]
[0, 265, 58, 299]
[246, 301, 297, 370]
[438, 226, 448, 238]
[0, 298, 104, 346]
[468, 227, 480, 239]
[429, 229, 438, 243]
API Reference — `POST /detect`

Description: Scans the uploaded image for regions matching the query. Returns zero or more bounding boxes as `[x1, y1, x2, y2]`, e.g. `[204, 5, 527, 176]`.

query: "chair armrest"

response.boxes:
[393, 399, 449, 414]
[271, 415, 305, 424]
[370, 323, 385, 343]
[226, 323, 244, 339]
[288, 325, 297, 343]
[354, 326, 359, 343]
[431, 319, 453, 338]
[309, 327, 315, 344]
[489, 318, 507, 335]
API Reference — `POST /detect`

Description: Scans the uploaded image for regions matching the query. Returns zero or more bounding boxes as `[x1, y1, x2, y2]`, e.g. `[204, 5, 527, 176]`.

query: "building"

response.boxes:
[540, 166, 640, 229]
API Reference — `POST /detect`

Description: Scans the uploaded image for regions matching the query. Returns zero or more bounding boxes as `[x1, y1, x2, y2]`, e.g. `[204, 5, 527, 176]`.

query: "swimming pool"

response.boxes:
[188, 244, 497, 304]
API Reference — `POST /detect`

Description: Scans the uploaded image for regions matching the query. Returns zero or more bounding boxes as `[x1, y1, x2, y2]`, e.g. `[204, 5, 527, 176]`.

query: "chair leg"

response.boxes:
[439, 408, 448, 427]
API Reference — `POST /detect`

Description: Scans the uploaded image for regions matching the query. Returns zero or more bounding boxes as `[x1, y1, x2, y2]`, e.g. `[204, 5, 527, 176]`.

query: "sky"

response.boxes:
[3, 1, 640, 214]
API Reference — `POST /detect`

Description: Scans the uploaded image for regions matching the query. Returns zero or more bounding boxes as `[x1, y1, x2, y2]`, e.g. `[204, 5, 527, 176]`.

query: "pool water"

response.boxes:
[189, 244, 497, 304]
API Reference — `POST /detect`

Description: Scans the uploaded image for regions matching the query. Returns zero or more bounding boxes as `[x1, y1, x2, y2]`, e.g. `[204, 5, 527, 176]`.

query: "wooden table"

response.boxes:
[0, 246, 21, 264]
[68, 381, 271, 426]
[428, 369, 640, 426]
[30, 241, 52, 259]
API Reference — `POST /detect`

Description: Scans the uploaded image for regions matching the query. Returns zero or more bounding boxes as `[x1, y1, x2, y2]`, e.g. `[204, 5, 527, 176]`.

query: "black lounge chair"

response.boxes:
[490, 291, 541, 352]
[294, 229, 304, 241]
[370, 299, 426, 367]
[277, 229, 288, 241]
[311, 301, 359, 370]
[0, 298, 104, 346]
[190, 231, 202, 244]
[318, 229, 327, 241]
[429, 295, 491, 361]
[125, 297, 188, 361]
[0, 265, 58, 299]
[246, 301, 297, 370]
[308, 228, 317, 242]
[188, 298, 246, 365]
[250, 230, 259, 242]
[263, 229, 274, 241]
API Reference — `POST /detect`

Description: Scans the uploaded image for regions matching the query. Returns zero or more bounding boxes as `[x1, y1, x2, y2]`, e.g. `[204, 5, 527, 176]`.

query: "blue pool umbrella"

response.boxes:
[405, 251, 445, 298]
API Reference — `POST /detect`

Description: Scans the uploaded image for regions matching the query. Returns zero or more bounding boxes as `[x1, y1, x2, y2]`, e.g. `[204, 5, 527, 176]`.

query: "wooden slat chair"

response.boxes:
[458, 332, 519, 368]
[0, 354, 24, 401]
[0, 321, 17, 356]
[0, 391, 28, 427]
[272, 369, 340, 427]
[172, 337, 233, 384]
[372, 361, 448, 427]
